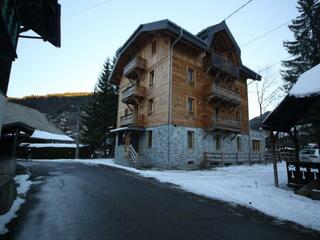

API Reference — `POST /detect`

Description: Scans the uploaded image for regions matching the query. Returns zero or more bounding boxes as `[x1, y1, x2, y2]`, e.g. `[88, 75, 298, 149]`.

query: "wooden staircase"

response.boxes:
[128, 145, 151, 169]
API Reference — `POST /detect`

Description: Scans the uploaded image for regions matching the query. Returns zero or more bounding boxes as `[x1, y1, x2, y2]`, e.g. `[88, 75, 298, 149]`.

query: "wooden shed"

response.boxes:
[263, 64, 320, 187]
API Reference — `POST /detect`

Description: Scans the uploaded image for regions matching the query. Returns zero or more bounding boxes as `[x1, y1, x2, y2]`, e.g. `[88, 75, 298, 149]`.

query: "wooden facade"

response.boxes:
[117, 34, 171, 128]
[116, 31, 250, 135]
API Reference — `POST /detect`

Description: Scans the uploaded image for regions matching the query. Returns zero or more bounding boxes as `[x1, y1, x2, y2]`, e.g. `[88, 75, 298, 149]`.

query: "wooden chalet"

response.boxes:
[110, 19, 262, 169]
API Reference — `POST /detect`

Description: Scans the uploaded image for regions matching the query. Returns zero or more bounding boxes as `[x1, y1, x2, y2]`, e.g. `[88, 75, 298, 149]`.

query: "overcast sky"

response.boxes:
[8, 0, 298, 119]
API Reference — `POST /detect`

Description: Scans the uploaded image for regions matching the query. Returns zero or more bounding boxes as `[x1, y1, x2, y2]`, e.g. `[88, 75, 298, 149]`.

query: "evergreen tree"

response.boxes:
[80, 57, 118, 154]
[282, 0, 320, 90]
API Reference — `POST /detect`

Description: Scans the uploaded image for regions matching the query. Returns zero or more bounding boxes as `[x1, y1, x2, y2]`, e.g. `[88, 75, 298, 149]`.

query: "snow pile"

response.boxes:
[0, 175, 32, 235]
[31, 130, 74, 142]
[290, 63, 320, 97]
[41, 159, 320, 231]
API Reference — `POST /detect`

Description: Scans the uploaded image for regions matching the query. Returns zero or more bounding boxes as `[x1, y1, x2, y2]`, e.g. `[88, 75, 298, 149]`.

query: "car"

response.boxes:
[299, 148, 320, 163]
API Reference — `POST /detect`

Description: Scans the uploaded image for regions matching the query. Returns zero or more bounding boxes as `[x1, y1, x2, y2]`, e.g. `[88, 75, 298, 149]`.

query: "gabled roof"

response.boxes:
[3, 102, 63, 134]
[110, 19, 260, 83]
[197, 21, 241, 52]
[263, 64, 320, 131]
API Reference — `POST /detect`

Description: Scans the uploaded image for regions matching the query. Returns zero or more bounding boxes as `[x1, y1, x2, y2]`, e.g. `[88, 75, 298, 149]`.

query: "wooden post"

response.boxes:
[221, 152, 224, 166]
[236, 152, 239, 165]
[270, 130, 279, 188]
[293, 126, 300, 163]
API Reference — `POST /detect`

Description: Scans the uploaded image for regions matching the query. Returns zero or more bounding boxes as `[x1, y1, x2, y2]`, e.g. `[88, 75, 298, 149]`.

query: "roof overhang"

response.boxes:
[109, 19, 208, 84]
[17, 0, 61, 47]
[109, 19, 261, 84]
[110, 126, 146, 133]
[263, 95, 320, 132]
[1, 121, 35, 135]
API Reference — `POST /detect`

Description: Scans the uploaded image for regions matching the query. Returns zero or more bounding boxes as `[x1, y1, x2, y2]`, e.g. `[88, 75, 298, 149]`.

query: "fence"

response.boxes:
[203, 152, 266, 167]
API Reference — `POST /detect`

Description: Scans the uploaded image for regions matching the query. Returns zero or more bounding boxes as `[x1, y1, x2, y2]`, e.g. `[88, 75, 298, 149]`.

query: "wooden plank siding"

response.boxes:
[117, 34, 171, 128]
[171, 43, 249, 134]
[116, 34, 250, 134]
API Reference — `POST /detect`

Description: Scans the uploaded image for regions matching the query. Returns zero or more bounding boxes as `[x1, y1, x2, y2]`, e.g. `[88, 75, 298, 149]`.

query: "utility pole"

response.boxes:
[75, 105, 81, 159]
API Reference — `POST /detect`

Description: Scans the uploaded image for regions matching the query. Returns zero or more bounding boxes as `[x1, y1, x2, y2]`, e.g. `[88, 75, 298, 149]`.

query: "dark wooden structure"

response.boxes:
[0, 0, 61, 95]
[263, 65, 320, 187]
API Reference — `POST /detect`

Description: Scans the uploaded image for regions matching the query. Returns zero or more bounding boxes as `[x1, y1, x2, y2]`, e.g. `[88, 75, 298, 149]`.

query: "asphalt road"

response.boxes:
[3, 161, 320, 240]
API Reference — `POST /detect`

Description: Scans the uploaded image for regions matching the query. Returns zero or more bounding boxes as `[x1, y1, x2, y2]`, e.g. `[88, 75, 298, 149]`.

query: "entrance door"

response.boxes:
[130, 133, 140, 153]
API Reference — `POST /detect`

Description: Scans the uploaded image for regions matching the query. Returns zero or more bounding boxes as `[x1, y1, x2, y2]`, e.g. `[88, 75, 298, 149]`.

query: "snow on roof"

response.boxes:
[21, 143, 84, 148]
[289, 63, 320, 97]
[31, 130, 74, 142]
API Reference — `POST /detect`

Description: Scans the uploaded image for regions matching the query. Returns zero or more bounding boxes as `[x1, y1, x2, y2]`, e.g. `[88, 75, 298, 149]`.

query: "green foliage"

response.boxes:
[80, 57, 118, 150]
[282, 0, 320, 90]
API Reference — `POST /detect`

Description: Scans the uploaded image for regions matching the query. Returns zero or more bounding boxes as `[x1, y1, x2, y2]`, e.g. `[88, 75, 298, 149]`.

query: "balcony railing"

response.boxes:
[1, 0, 19, 51]
[210, 85, 241, 105]
[120, 113, 144, 127]
[123, 56, 146, 79]
[121, 85, 145, 104]
[212, 115, 241, 131]
[212, 53, 239, 78]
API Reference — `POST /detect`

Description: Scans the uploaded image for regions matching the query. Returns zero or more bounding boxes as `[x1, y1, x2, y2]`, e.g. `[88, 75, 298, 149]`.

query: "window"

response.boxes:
[151, 40, 157, 55]
[186, 97, 195, 115]
[237, 136, 241, 151]
[149, 70, 155, 88]
[236, 110, 241, 120]
[215, 135, 221, 151]
[187, 68, 194, 85]
[215, 107, 220, 116]
[147, 98, 154, 116]
[252, 140, 261, 152]
[187, 131, 194, 149]
[147, 130, 152, 148]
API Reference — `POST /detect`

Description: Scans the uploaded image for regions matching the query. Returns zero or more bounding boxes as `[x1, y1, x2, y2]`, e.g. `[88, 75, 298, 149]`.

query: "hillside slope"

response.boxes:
[10, 93, 93, 139]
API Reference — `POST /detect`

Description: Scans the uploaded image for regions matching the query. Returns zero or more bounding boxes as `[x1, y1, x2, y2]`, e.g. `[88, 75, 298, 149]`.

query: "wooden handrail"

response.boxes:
[212, 53, 239, 78]
[129, 145, 138, 167]
[211, 85, 241, 103]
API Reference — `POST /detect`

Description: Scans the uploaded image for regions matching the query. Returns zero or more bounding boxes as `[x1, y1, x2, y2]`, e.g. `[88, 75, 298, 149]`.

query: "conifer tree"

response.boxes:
[282, 0, 320, 90]
[80, 57, 118, 154]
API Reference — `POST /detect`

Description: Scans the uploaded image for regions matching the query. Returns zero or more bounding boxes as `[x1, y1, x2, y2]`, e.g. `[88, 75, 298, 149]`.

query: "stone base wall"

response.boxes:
[114, 125, 265, 169]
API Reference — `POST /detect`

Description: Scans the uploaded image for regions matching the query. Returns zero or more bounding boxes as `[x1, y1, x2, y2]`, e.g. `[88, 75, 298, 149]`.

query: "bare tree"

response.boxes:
[255, 69, 281, 124]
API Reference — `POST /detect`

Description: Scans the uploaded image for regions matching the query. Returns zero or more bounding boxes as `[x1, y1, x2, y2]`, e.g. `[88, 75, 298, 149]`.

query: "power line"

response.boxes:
[224, 0, 254, 21]
[247, 56, 292, 85]
[68, 0, 112, 17]
[241, 20, 291, 47]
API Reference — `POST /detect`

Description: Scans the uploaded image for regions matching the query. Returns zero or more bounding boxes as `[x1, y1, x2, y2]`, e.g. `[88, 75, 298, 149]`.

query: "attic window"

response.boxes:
[151, 40, 157, 55]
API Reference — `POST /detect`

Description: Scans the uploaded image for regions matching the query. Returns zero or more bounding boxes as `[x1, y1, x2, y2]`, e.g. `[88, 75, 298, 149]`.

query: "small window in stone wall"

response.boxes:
[237, 136, 241, 151]
[252, 140, 261, 152]
[147, 130, 152, 148]
[215, 135, 221, 151]
[187, 131, 194, 149]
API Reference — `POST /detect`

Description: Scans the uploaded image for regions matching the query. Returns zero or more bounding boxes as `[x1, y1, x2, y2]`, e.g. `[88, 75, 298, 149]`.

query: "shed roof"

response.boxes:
[3, 101, 63, 134]
[263, 64, 320, 132]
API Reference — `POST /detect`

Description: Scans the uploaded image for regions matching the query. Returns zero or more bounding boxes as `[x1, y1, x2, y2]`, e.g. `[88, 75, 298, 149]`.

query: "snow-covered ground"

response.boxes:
[37, 159, 320, 231]
[0, 175, 32, 235]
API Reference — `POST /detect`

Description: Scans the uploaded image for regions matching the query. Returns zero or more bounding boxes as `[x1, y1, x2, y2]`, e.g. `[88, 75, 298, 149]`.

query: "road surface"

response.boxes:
[3, 161, 319, 240]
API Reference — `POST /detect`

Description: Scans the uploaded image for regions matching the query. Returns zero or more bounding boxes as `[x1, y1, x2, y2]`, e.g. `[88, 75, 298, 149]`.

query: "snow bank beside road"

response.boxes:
[0, 175, 32, 235]
[38, 159, 320, 231]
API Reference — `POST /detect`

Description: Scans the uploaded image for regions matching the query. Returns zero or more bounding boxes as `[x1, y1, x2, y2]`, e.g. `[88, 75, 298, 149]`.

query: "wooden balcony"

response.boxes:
[206, 115, 241, 132]
[1, 0, 20, 54]
[120, 113, 144, 127]
[208, 85, 241, 105]
[123, 56, 146, 79]
[211, 53, 239, 79]
[121, 85, 146, 105]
